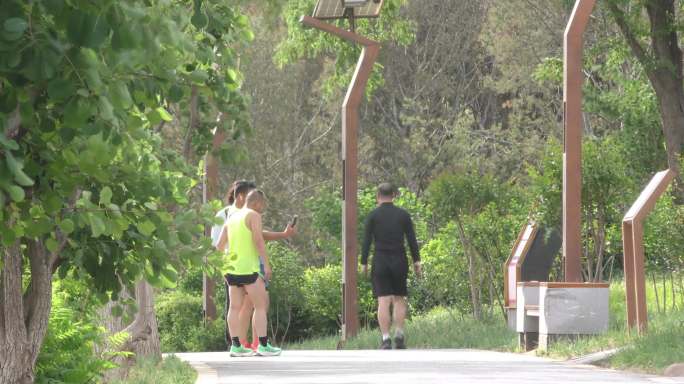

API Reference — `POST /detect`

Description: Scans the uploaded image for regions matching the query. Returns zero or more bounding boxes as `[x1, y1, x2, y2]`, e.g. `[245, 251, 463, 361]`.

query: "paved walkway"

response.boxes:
[175, 350, 684, 384]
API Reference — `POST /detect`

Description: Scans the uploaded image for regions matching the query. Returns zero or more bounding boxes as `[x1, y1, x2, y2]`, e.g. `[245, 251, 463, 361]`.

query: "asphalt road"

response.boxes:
[175, 349, 684, 384]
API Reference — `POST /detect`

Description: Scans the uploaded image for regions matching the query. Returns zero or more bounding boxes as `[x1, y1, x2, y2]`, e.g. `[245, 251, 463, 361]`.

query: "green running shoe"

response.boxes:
[256, 343, 282, 356]
[230, 345, 255, 357]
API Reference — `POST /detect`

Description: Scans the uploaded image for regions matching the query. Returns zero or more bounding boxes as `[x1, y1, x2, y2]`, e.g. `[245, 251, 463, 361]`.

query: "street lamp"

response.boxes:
[301, 0, 384, 340]
[563, 0, 596, 283]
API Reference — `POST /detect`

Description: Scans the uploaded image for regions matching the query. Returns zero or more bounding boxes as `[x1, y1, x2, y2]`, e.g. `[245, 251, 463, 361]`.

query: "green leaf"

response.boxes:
[100, 186, 113, 205]
[13, 169, 33, 187]
[137, 220, 156, 237]
[0, 133, 19, 150]
[189, 70, 209, 83]
[47, 78, 77, 103]
[161, 266, 178, 283]
[4, 185, 24, 202]
[110, 82, 132, 109]
[59, 219, 75, 234]
[4, 150, 22, 174]
[241, 29, 255, 42]
[44, 195, 62, 214]
[46, 238, 59, 253]
[167, 85, 184, 103]
[99, 96, 114, 121]
[191, 0, 208, 29]
[156, 107, 173, 122]
[63, 98, 92, 128]
[89, 214, 106, 237]
[178, 231, 192, 245]
[4, 152, 33, 186]
[4, 18, 28, 34]
[146, 109, 162, 126]
[226, 68, 237, 83]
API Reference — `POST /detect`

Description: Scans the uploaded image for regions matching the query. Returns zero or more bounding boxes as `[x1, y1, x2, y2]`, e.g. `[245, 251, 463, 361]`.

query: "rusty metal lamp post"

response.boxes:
[300, 0, 382, 339]
[563, 0, 596, 282]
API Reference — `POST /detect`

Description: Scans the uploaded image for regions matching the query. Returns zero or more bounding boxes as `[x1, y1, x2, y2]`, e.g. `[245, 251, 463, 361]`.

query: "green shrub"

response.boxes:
[409, 222, 471, 314]
[36, 291, 119, 384]
[156, 291, 225, 352]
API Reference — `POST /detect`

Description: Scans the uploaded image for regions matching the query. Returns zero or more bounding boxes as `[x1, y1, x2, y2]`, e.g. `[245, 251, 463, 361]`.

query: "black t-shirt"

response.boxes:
[361, 202, 420, 265]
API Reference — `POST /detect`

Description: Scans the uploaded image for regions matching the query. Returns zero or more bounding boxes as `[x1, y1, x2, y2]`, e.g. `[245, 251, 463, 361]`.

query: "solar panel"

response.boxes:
[313, 0, 384, 20]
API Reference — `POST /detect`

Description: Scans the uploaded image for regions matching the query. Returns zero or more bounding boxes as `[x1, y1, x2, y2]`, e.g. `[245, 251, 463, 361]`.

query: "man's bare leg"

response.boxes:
[244, 279, 281, 355]
[251, 292, 269, 346]
[227, 285, 246, 345]
[392, 295, 407, 334]
[392, 296, 408, 348]
[244, 279, 269, 339]
[238, 295, 254, 343]
[378, 295, 393, 344]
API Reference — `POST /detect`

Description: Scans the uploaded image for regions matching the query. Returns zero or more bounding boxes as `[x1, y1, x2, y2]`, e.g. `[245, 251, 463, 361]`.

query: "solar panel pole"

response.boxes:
[563, 0, 595, 282]
[300, 15, 380, 340]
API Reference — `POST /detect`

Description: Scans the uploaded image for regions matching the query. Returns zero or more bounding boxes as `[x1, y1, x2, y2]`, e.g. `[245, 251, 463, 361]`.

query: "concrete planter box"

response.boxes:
[516, 282, 609, 351]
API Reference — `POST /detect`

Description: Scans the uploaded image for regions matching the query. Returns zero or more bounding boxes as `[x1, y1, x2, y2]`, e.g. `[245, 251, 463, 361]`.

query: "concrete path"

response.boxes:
[175, 350, 684, 384]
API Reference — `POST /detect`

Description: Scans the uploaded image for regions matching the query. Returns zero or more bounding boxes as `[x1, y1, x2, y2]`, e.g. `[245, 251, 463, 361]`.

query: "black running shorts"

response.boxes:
[371, 254, 408, 297]
[225, 272, 259, 287]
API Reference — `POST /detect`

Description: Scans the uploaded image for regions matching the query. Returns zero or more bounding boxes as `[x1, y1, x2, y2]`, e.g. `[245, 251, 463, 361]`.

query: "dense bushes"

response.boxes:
[156, 291, 225, 352]
[36, 289, 119, 383]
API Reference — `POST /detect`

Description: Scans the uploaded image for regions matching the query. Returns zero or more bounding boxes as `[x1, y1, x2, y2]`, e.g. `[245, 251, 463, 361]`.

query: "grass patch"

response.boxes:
[111, 355, 197, 384]
[288, 306, 518, 351]
[542, 280, 684, 374]
[289, 279, 684, 374]
[610, 310, 684, 373]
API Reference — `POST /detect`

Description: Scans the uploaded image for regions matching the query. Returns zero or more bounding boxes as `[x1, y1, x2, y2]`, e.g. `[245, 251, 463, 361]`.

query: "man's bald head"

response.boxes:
[246, 189, 267, 212]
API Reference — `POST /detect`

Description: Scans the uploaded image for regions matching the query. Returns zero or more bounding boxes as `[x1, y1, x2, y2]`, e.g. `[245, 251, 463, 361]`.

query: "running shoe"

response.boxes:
[394, 335, 406, 349]
[240, 340, 251, 350]
[256, 343, 282, 356]
[379, 338, 392, 350]
[230, 345, 255, 357]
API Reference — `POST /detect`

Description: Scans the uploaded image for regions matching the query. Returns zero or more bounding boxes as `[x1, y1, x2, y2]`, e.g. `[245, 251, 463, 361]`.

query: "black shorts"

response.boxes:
[372, 255, 408, 297]
[225, 273, 259, 287]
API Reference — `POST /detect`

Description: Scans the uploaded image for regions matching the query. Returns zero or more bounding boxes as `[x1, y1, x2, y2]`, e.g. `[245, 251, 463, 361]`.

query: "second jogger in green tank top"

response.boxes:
[219, 190, 282, 357]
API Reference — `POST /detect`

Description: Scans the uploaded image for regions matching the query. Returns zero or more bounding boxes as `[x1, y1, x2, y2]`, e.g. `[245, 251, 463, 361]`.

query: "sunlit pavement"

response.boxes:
[174, 349, 684, 384]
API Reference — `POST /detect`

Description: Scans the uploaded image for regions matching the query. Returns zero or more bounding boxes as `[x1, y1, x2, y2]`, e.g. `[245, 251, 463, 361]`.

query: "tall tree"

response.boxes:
[607, 0, 684, 177]
[0, 0, 250, 381]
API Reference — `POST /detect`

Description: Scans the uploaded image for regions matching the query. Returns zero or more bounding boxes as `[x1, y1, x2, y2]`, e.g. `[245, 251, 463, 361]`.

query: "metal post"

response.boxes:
[300, 15, 380, 339]
[622, 169, 676, 333]
[563, 0, 596, 282]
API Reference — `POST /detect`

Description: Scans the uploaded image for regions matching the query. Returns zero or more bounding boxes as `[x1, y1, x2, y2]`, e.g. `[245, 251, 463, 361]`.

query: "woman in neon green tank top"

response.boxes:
[216, 181, 297, 351]
[219, 190, 282, 357]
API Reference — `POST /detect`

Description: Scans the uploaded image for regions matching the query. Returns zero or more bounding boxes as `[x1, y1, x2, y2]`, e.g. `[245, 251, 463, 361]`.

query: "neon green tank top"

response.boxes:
[224, 208, 260, 275]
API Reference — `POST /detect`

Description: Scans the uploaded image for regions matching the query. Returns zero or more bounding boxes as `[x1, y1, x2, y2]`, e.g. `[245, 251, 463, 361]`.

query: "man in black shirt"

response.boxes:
[361, 183, 421, 350]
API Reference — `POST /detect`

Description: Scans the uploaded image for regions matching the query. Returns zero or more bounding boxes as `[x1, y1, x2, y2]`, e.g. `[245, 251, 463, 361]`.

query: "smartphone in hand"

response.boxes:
[290, 215, 298, 227]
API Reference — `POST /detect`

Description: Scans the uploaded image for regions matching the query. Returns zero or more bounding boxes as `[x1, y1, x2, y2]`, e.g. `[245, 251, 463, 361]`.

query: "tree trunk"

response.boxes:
[100, 281, 161, 381]
[609, 0, 684, 189]
[128, 281, 161, 358]
[0, 242, 53, 384]
[652, 273, 661, 314]
[454, 216, 481, 320]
